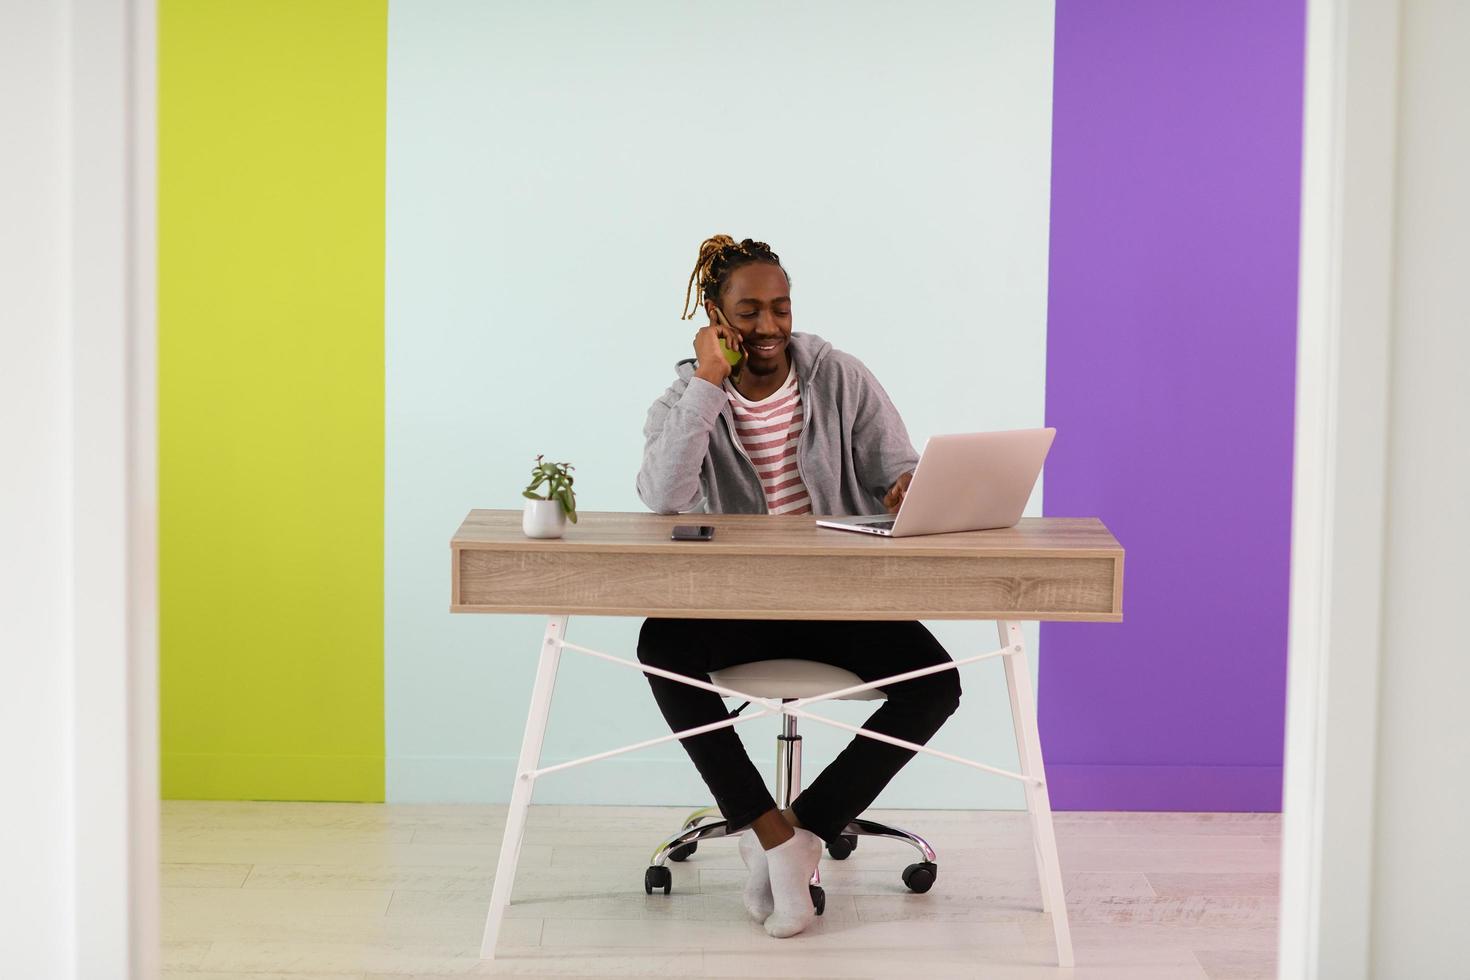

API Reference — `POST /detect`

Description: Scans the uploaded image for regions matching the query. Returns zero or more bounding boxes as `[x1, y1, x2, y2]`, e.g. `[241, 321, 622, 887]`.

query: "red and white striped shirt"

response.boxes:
[724, 364, 813, 515]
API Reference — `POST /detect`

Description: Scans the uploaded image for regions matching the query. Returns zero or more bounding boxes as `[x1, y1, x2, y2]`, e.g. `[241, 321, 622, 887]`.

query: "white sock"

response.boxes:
[737, 831, 774, 923]
[762, 827, 823, 938]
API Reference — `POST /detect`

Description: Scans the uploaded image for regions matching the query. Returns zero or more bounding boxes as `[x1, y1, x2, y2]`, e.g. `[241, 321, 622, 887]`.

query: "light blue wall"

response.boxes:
[385, 0, 1056, 807]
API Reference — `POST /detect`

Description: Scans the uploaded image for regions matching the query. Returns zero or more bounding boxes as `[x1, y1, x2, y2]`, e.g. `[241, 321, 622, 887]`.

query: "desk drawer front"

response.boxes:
[453, 551, 1120, 621]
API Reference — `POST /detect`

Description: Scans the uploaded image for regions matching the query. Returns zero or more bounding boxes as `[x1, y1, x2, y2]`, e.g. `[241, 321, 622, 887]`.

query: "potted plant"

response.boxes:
[522, 455, 577, 538]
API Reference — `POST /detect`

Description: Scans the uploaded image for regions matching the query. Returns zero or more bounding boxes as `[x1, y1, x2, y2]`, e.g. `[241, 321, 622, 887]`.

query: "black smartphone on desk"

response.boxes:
[671, 524, 715, 541]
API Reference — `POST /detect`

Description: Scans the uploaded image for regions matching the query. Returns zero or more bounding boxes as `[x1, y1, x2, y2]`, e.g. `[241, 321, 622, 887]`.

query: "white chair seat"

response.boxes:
[709, 659, 885, 701]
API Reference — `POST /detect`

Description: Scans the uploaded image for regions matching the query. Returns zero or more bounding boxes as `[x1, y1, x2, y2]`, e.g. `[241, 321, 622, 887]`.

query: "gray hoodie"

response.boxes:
[636, 332, 921, 516]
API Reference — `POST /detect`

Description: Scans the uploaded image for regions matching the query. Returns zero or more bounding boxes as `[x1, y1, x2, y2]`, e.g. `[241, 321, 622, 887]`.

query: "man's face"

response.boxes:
[708, 262, 792, 371]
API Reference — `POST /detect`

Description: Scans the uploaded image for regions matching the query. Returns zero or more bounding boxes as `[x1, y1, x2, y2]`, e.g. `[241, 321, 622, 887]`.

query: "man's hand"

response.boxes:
[692, 321, 739, 386]
[884, 471, 915, 514]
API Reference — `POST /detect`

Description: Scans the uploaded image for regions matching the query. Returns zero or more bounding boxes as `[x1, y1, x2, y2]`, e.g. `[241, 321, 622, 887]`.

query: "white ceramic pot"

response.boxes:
[522, 499, 567, 539]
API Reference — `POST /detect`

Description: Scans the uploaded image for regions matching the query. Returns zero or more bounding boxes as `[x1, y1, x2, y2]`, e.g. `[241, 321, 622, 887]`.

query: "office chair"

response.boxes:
[642, 659, 940, 914]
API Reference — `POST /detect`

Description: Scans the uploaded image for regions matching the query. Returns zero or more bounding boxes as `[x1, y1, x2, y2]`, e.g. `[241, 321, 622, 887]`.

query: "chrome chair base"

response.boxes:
[653, 809, 936, 860]
[648, 811, 940, 896]
[645, 710, 941, 896]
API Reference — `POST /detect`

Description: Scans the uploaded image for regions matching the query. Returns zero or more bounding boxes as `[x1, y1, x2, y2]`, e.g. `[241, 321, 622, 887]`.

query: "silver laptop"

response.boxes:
[815, 428, 1056, 538]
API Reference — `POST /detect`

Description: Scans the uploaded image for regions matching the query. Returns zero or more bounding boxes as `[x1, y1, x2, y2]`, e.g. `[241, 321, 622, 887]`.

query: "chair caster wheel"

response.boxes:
[644, 865, 672, 895]
[809, 883, 826, 916]
[826, 834, 858, 860]
[668, 842, 697, 862]
[902, 861, 937, 894]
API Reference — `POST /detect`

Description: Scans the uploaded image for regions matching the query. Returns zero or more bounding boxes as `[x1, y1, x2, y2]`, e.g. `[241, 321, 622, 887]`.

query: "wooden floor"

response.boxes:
[160, 802, 1280, 979]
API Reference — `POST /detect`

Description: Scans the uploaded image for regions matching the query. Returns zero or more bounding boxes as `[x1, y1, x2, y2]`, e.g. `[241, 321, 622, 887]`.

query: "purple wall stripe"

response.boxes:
[1045, 766, 1288, 814]
[1040, 0, 1306, 811]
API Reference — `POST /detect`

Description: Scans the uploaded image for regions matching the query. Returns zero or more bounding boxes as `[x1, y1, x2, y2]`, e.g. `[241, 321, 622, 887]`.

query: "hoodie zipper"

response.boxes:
[720, 406, 768, 514]
[794, 401, 811, 513]
[788, 355, 813, 513]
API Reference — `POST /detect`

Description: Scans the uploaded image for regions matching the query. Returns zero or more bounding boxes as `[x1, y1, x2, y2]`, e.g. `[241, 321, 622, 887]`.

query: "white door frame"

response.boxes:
[38, 0, 1403, 973]
[1278, 1, 1400, 977]
[76, 0, 160, 974]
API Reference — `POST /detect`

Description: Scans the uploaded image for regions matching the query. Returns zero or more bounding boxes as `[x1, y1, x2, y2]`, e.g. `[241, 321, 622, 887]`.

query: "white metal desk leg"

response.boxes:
[998, 620, 1074, 969]
[480, 614, 568, 959]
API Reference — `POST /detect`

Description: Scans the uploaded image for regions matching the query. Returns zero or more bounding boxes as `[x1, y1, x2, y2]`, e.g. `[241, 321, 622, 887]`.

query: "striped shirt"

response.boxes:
[723, 364, 813, 515]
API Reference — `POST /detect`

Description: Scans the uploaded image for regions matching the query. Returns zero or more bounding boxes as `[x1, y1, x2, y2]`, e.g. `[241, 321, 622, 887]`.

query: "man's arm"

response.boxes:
[634, 373, 724, 514]
[847, 356, 921, 507]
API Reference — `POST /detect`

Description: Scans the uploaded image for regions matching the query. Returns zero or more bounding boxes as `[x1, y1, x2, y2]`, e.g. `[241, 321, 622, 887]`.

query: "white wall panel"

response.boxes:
[386, 0, 1055, 805]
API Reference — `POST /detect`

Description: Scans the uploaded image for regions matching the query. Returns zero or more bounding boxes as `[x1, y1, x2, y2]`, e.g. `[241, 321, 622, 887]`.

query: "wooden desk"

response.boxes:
[451, 510, 1125, 965]
[453, 510, 1123, 621]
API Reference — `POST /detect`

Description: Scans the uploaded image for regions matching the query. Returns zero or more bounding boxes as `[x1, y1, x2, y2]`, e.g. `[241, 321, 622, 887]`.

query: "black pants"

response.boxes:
[636, 617, 962, 844]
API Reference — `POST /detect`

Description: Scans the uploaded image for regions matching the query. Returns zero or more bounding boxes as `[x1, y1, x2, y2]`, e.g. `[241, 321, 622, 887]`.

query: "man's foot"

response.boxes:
[737, 831, 774, 923]
[763, 827, 823, 938]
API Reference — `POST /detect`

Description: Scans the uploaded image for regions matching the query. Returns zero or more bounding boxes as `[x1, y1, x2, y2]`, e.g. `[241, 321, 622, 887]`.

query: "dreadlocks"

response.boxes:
[681, 235, 788, 320]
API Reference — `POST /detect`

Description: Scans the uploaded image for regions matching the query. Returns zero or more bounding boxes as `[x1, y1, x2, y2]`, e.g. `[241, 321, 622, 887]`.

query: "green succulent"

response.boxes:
[522, 455, 577, 523]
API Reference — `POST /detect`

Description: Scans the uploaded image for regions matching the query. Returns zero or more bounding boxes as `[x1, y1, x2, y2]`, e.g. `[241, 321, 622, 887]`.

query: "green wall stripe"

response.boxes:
[159, 0, 387, 801]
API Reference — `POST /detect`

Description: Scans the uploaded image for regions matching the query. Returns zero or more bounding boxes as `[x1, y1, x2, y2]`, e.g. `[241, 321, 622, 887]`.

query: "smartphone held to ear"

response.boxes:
[711, 307, 744, 371]
[719, 337, 743, 369]
[671, 524, 716, 541]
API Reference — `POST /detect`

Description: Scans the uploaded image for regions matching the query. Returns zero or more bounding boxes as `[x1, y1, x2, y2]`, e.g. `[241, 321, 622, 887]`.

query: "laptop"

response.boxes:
[814, 428, 1056, 538]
